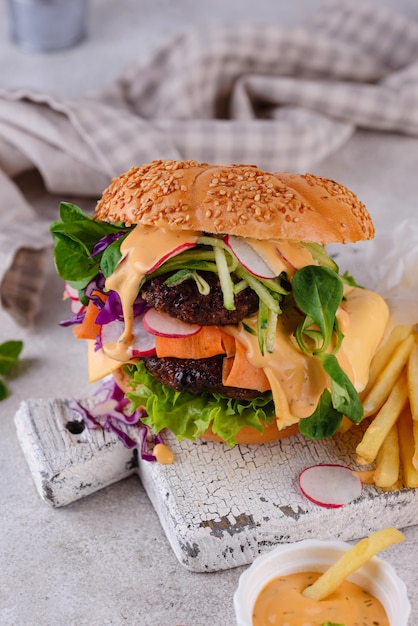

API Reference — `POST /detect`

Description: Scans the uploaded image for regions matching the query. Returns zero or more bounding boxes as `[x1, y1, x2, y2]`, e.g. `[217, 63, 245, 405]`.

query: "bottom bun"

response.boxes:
[201, 421, 300, 444]
[113, 370, 299, 445]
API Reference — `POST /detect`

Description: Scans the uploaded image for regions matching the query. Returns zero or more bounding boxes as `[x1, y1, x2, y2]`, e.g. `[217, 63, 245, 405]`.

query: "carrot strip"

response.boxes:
[72, 292, 106, 340]
[223, 340, 270, 392]
[155, 326, 230, 359]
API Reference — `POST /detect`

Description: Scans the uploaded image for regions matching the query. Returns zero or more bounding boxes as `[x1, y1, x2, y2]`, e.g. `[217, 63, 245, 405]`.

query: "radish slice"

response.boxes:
[224, 235, 278, 279]
[100, 319, 124, 345]
[64, 283, 79, 300]
[100, 317, 156, 357]
[70, 299, 86, 315]
[143, 308, 201, 338]
[146, 242, 197, 274]
[64, 283, 86, 314]
[298, 464, 363, 509]
[131, 316, 157, 356]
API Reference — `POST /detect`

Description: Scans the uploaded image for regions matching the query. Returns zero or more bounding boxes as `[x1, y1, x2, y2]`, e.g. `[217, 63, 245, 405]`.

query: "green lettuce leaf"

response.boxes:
[126, 361, 276, 447]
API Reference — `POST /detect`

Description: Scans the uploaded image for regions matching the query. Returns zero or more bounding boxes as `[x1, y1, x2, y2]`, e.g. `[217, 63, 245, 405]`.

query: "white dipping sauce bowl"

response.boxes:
[234, 539, 410, 626]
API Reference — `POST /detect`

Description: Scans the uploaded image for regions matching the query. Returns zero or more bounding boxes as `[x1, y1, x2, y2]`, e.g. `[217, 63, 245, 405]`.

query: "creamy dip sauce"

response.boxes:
[252, 571, 389, 626]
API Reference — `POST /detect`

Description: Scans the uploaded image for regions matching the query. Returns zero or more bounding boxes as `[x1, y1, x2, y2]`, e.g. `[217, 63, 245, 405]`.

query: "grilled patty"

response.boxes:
[142, 354, 262, 400]
[141, 272, 259, 325]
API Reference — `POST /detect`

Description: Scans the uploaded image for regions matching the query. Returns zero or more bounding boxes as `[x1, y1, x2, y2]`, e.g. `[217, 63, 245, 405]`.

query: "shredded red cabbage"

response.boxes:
[95, 290, 123, 324]
[69, 379, 163, 461]
[89, 232, 126, 258]
[96, 291, 149, 325]
[61, 271, 148, 330]
[59, 310, 86, 327]
[85, 273, 107, 308]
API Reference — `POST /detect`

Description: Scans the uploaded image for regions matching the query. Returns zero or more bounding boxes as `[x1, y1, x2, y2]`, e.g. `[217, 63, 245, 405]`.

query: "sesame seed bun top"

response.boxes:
[94, 159, 374, 244]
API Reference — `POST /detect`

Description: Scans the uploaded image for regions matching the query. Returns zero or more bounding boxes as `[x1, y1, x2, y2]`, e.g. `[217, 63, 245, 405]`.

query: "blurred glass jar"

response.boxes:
[8, 0, 89, 52]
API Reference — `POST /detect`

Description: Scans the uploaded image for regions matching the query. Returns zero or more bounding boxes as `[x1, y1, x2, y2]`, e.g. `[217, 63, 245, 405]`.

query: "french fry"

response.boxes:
[412, 419, 418, 470]
[352, 469, 375, 484]
[407, 339, 418, 421]
[361, 324, 413, 401]
[374, 424, 400, 489]
[355, 455, 371, 467]
[398, 405, 418, 488]
[302, 528, 405, 601]
[356, 372, 408, 464]
[362, 334, 414, 417]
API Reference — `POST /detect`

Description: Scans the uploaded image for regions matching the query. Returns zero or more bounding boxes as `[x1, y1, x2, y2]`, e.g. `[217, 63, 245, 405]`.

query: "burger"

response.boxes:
[51, 159, 389, 448]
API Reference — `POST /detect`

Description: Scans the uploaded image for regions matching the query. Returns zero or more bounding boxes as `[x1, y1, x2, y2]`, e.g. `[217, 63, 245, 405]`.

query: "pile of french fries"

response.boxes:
[353, 324, 418, 490]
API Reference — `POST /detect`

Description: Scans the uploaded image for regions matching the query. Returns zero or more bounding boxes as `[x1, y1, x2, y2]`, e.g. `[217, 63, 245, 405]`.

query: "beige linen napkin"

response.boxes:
[1, 0, 418, 326]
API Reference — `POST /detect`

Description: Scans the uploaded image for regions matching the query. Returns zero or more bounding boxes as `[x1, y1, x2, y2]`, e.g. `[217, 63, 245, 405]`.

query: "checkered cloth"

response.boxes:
[1, 0, 418, 325]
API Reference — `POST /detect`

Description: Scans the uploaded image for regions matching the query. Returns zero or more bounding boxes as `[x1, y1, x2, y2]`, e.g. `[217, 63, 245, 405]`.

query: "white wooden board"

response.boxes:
[14, 397, 418, 572]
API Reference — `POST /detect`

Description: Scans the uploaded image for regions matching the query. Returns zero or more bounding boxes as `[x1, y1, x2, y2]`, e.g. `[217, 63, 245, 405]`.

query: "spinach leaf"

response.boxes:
[0, 380, 7, 401]
[52, 236, 98, 286]
[50, 202, 130, 289]
[100, 236, 125, 278]
[0, 340, 23, 400]
[0, 340, 23, 375]
[59, 202, 92, 223]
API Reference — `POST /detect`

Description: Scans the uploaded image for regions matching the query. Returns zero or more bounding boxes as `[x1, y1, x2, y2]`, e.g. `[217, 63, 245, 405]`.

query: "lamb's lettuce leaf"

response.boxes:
[292, 266, 364, 439]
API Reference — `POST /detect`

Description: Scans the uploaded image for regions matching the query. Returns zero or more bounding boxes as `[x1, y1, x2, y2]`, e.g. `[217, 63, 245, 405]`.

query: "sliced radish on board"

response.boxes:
[224, 235, 278, 279]
[143, 308, 201, 338]
[146, 242, 197, 274]
[100, 317, 156, 357]
[298, 464, 363, 508]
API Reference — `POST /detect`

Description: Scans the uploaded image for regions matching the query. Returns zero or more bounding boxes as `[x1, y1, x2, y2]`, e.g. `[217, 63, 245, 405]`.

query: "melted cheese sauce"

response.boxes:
[92, 226, 390, 427]
[224, 286, 389, 428]
[104, 224, 201, 361]
[252, 571, 389, 626]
